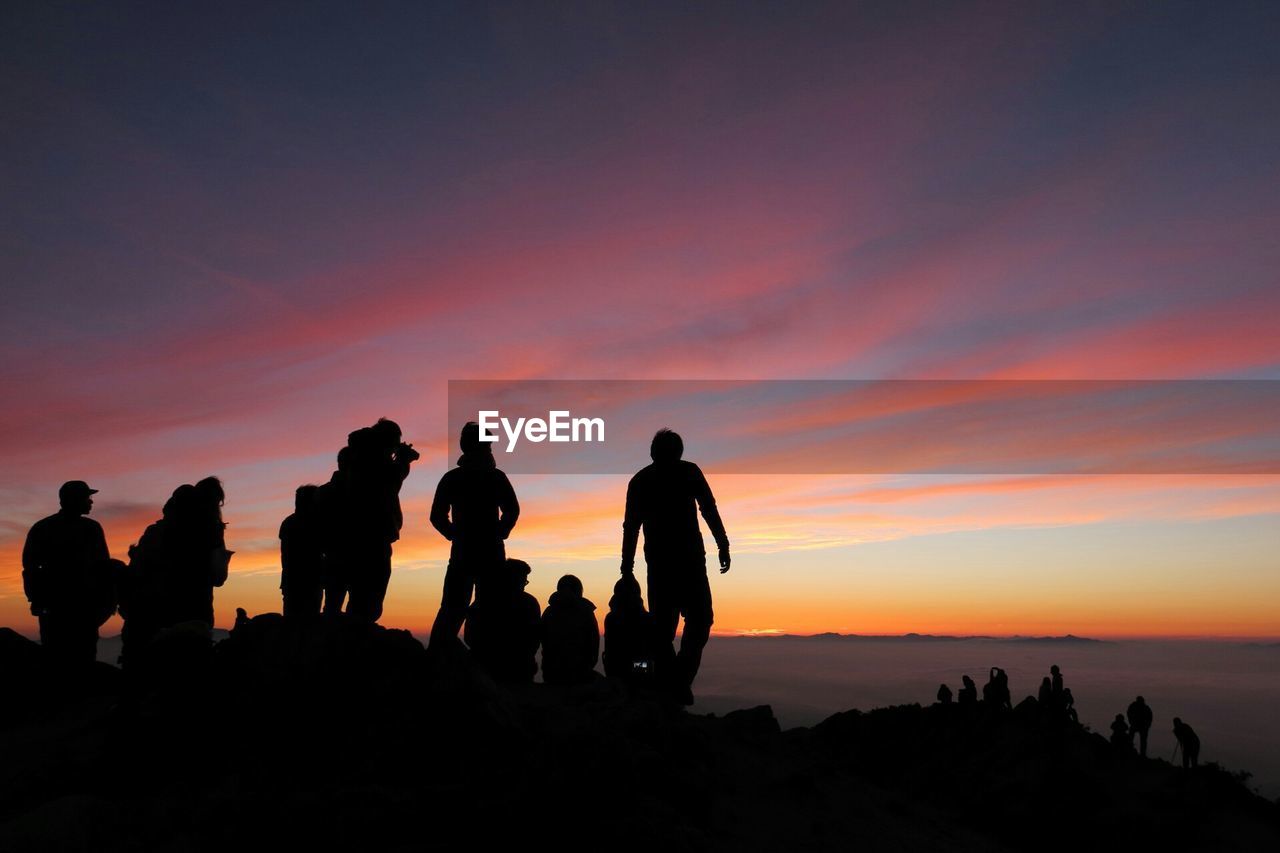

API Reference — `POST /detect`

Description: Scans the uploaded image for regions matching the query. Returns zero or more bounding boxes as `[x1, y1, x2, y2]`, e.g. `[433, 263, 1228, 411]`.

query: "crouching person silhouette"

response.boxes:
[464, 558, 541, 682]
[603, 573, 657, 686]
[621, 429, 729, 705]
[540, 574, 600, 685]
[429, 422, 519, 652]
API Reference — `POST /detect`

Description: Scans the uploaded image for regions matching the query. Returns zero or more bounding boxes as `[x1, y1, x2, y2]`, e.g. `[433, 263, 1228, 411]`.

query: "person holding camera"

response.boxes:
[343, 418, 418, 623]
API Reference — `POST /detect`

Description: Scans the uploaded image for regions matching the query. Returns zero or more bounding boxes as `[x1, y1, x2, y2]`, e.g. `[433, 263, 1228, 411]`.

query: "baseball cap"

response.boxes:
[59, 480, 99, 501]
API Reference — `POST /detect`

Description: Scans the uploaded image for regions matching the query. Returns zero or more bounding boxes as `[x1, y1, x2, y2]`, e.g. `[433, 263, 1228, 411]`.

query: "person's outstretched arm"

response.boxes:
[694, 465, 731, 573]
[497, 471, 520, 539]
[620, 476, 641, 573]
[429, 474, 454, 541]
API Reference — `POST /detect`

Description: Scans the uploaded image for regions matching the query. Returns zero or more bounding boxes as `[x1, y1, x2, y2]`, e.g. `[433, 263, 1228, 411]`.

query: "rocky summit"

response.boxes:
[1, 619, 1276, 852]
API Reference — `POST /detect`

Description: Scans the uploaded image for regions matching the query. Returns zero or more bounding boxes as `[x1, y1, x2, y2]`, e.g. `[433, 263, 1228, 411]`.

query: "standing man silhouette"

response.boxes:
[22, 480, 113, 665]
[428, 421, 520, 650]
[621, 429, 729, 704]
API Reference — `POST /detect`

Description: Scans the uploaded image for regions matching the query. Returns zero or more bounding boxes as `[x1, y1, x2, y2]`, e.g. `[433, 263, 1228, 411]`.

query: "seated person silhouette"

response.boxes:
[540, 574, 600, 686]
[1110, 713, 1132, 750]
[280, 485, 325, 618]
[1062, 688, 1079, 723]
[982, 667, 1011, 710]
[936, 683, 953, 704]
[957, 674, 977, 705]
[1050, 664, 1064, 705]
[430, 422, 519, 651]
[1038, 676, 1053, 706]
[1173, 717, 1200, 768]
[603, 572, 657, 684]
[620, 428, 730, 706]
[463, 558, 541, 683]
[22, 480, 115, 666]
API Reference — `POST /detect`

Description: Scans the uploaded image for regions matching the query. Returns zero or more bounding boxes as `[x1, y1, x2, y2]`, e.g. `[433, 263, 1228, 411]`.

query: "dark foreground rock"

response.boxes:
[1, 618, 1276, 852]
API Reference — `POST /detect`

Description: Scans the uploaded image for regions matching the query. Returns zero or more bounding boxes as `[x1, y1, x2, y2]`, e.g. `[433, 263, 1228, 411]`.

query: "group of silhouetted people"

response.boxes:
[279, 418, 419, 622]
[421, 423, 727, 703]
[21, 476, 232, 674]
[936, 665, 1202, 767]
[23, 421, 730, 706]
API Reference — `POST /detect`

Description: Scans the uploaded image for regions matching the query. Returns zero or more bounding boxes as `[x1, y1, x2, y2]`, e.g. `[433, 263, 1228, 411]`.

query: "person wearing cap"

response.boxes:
[21, 481, 114, 664]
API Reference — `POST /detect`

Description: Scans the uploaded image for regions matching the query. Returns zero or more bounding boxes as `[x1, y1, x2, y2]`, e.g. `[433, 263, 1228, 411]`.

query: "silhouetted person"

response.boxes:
[118, 481, 228, 671]
[958, 674, 977, 705]
[463, 558, 541, 682]
[1110, 714, 1132, 750]
[936, 683, 953, 704]
[344, 419, 417, 623]
[982, 667, 1011, 710]
[22, 481, 114, 665]
[621, 428, 729, 705]
[1127, 695, 1153, 758]
[1038, 676, 1053, 707]
[429, 422, 519, 650]
[1173, 717, 1200, 768]
[318, 447, 353, 614]
[1062, 688, 1078, 723]
[1050, 664, 1064, 704]
[280, 485, 324, 618]
[603, 572, 657, 684]
[540, 574, 600, 686]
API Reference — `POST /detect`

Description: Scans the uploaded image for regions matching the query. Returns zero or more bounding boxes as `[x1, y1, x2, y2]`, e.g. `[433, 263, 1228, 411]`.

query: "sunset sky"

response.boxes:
[3, 1, 1278, 639]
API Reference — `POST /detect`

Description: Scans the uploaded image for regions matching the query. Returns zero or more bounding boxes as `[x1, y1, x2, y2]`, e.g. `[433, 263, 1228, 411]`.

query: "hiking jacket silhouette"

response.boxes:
[541, 592, 600, 684]
[622, 460, 728, 567]
[430, 453, 519, 553]
[22, 511, 111, 613]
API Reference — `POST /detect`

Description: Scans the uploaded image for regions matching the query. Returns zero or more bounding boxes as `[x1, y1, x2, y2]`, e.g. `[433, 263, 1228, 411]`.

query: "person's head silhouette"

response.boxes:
[373, 417, 402, 448]
[460, 421, 492, 456]
[295, 484, 319, 512]
[556, 574, 584, 599]
[58, 480, 97, 515]
[195, 476, 225, 508]
[650, 428, 683, 463]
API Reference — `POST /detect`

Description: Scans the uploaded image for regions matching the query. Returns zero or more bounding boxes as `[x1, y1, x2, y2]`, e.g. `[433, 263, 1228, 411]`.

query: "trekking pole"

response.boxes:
[1171, 741, 1180, 762]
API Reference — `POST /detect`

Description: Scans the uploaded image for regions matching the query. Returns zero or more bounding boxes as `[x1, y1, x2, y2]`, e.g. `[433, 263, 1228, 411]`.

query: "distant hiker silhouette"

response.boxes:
[1050, 664, 1064, 702]
[1062, 688, 1078, 723]
[1038, 676, 1053, 706]
[621, 428, 729, 705]
[603, 572, 657, 684]
[936, 683, 953, 704]
[1127, 695, 1153, 757]
[1172, 717, 1200, 768]
[343, 419, 418, 622]
[463, 558, 540, 682]
[429, 421, 519, 650]
[982, 667, 1011, 710]
[280, 485, 324, 618]
[21, 480, 115, 665]
[540, 574, 600, 686]
[1110, 714, 1132, 750]
[958, 674, 977, 705]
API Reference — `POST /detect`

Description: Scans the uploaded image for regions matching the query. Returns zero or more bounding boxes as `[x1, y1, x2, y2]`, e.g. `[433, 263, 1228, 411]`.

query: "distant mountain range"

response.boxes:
[728, 632, 1106, 644]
